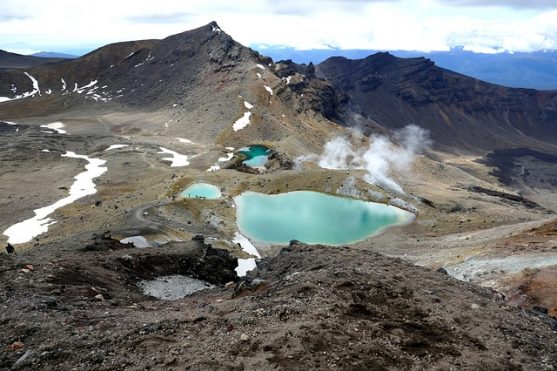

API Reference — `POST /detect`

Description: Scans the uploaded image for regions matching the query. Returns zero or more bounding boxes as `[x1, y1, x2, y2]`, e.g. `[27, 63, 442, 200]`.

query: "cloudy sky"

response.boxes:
[1, 0, 556, 55]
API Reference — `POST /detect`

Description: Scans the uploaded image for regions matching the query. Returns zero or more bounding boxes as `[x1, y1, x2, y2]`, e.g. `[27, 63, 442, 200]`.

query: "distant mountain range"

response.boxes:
[0, 50, 66, 68]
[30, 51, 77, 59]
[0, 22, 556, 153]
[258, 47, 557, 91]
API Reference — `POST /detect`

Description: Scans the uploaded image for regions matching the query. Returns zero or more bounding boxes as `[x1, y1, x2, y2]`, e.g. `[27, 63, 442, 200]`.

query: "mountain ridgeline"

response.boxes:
[0, 22, 556, 153]
[0, 50, 66, 68]
[316, 53, 557, 152]
[260, 48, 557, 90]
[0, 22, 266, 109]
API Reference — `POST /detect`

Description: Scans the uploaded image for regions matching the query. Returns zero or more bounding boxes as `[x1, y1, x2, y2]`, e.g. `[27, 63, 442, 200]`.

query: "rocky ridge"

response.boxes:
[316, 52, 557, 152]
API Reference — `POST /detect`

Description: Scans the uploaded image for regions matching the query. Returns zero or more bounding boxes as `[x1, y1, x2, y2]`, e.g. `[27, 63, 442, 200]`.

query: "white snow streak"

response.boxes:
[0, 72, 41, 102]
[2, 152, 107, 244]
[178, 138, 195, 144]
[24, 72, 40, 96]
[105, 144, 129, 151]
[75, 80, 97, 94]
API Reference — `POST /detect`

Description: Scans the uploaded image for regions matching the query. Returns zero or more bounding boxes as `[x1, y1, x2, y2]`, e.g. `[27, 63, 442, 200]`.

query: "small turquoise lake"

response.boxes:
[181, 183, 222, 199]
[238, 145, 270, 168]
[235, 191, 414, 246]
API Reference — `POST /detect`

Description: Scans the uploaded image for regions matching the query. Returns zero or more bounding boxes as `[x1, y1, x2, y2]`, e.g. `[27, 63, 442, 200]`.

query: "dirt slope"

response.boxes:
[1, 241, 556, 370]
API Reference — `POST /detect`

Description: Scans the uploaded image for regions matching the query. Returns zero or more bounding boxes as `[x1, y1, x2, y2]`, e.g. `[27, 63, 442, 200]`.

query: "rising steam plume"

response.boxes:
[311, 125, 431, 194]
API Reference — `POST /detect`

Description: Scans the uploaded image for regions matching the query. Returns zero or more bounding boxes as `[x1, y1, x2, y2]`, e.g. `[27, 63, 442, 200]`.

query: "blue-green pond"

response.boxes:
[238, 145, 270, 168]
[181, 183, 222, 199]
[235, 191, 414, 246]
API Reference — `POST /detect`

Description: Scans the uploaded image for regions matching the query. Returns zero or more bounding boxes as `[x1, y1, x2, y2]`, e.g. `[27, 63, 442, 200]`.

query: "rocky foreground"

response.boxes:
[1, 238, 556, 370]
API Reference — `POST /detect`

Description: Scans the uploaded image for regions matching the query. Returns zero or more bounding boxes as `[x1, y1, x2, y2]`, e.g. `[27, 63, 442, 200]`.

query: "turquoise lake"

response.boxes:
[238, 145, 270, 168]
[235, 191, 414, 246]
[181, 183, 222, 199]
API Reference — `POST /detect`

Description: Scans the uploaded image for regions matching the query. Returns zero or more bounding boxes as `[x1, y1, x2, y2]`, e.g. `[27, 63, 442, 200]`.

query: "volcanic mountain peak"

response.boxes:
[317, 52, 557, 152]
[0, 21, 268, 111]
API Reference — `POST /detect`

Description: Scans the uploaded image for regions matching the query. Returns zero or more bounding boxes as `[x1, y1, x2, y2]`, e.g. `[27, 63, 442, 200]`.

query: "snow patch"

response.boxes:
[207, 150, 234, 172]
[264, 85, 273, 95]
[256, 63, 266, 70]
[232, 232, 261, 277]
[40, 122, 67, 134]
[236, 259, 256, 277]
[158, 147, 189, 167]
[2, 152, 107, 244]
[232, 111, 252, 131]
[244, 101, 254, 110]
[218, 152, 234, 162]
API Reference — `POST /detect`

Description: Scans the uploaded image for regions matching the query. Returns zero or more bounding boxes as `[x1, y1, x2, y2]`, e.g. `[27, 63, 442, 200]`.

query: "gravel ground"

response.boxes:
[1, 240, 556, 370]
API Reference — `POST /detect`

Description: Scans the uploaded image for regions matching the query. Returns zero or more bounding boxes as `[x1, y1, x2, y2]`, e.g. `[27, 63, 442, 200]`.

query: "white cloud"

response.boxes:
[438, 0, 557, 9]
[0, 0, 555, 54]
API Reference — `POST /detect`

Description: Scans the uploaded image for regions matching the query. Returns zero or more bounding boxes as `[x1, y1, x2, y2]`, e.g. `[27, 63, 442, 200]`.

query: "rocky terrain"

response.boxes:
[1, 22, 556, 369]
[2, 241, 557, 370]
